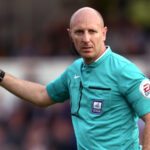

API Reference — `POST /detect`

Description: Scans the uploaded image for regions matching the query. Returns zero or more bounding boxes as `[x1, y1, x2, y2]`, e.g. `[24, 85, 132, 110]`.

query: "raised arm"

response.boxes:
[0, 70, 55, 107]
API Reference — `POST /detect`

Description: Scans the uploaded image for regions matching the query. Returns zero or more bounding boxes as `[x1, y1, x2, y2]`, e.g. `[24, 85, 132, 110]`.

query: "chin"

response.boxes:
[83, 55, 94, 61]
[80, 51, 92, 57]
[82, 54, 94, 59]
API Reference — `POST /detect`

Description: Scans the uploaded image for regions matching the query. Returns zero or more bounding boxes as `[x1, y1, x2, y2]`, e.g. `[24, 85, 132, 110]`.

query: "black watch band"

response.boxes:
[0, 70, 5, 82]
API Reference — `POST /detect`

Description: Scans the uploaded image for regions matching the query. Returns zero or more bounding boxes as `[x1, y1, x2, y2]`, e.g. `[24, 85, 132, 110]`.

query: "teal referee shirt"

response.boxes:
[46, 46, 150, 150]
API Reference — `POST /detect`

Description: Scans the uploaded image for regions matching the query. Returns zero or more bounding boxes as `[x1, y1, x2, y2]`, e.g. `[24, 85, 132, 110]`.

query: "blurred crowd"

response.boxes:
[0, 100, 77, 150]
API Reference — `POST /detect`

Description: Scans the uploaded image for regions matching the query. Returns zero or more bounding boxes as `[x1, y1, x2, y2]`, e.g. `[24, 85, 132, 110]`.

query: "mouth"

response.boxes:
[81, 46, 93, 51]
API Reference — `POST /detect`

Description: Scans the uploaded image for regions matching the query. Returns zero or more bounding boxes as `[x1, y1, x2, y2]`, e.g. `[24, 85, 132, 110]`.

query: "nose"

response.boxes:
[82, 32, 90, 43]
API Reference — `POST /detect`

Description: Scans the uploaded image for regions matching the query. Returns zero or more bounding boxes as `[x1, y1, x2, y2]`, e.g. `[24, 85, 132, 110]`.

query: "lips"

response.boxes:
[82, 46, 91, 49]
[81, 46, 92, 51]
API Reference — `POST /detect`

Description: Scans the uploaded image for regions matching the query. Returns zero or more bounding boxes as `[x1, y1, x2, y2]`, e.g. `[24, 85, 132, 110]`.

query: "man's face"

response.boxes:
[68, 11, 107, 64]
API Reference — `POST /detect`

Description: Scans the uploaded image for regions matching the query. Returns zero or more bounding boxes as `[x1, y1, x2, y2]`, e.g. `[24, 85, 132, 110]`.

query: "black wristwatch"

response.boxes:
[0, 70, 5, 82]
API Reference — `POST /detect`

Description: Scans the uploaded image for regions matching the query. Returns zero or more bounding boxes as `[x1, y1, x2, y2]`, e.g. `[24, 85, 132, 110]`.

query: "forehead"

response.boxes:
[70, 9, 103, 30]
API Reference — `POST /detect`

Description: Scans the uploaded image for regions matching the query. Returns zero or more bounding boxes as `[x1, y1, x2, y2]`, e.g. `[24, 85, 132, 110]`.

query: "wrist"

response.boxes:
[0, 69, 5, 82]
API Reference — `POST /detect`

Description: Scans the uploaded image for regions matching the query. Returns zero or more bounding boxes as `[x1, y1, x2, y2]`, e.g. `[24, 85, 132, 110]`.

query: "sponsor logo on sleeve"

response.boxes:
[139, 79, 150, 99]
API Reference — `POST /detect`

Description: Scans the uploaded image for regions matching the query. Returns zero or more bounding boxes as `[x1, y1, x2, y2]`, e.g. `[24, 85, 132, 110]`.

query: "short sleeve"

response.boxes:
[46, 70, 69, 103]
[118, 63, 150, 117]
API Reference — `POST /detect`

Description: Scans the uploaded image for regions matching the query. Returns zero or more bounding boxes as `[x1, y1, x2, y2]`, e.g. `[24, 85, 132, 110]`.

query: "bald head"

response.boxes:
[70, 7, 104, 29]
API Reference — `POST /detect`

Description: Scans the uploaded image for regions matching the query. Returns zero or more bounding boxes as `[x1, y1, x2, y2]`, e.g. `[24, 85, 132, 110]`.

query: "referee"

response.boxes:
[1, 7, 150, 150]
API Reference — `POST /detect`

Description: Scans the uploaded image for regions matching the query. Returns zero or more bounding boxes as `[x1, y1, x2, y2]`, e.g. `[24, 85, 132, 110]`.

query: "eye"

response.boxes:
[75, 30, 84, 35]
[89, 29, 97, 33]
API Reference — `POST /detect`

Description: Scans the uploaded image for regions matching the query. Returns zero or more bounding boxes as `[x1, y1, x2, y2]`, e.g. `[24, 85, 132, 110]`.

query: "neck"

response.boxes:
[84, 47, 107, 65]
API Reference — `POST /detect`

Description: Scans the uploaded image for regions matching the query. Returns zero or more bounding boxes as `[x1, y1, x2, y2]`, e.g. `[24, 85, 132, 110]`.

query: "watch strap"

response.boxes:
[0, 70, 5, 82]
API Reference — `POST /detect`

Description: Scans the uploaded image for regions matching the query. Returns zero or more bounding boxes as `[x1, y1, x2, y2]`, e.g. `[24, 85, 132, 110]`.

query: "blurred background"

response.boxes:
[0, 0, 150, 149]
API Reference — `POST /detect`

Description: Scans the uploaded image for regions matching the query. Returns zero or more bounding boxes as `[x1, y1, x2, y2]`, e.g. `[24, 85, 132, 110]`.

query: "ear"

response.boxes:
[67, 28, 73, 42]
[103, 26, 107, 41]
[67, 28, 71, 37]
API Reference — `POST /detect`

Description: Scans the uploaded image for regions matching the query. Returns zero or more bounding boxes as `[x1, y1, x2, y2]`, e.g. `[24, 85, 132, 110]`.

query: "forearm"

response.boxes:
[0, 73, 54, 107]
[142, 114, 150, 150]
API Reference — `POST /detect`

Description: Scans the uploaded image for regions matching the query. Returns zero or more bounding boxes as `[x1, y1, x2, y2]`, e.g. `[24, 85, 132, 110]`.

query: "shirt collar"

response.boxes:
[95, 46, 110, 62]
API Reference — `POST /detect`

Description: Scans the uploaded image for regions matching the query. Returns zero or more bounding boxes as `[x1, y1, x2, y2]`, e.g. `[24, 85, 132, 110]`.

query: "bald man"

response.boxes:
[1, 7, 150, 150]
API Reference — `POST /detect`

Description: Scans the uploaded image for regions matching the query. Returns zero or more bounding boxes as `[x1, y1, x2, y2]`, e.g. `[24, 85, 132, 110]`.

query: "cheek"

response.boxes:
[94, 38, 103, 50]
[73, 38, 80, 48]
[97, 33, 105, 43]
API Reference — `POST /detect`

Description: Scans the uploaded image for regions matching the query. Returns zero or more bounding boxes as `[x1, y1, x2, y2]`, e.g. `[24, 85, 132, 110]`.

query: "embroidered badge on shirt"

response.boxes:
[139, 79, 150, 99]
[92, 100, 104, 114]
